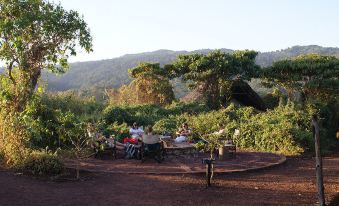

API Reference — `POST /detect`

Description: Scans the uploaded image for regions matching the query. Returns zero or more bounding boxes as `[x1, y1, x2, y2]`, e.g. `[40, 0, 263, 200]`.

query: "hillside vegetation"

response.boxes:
[45, 45, 339, 97]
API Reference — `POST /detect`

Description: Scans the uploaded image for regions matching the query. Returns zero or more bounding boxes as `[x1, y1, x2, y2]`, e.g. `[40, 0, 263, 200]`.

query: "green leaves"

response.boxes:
[166, 50, 259, 109]
[123, 62, 175, 105]
[0, 0, 93, 107]
[262, 54, 339, 102]
[0, 0, 93, 165]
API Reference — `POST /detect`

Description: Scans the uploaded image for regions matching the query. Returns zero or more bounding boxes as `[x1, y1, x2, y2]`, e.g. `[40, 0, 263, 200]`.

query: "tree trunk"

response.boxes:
[205, 78, 220, 109]
[312, 116, 326, 206]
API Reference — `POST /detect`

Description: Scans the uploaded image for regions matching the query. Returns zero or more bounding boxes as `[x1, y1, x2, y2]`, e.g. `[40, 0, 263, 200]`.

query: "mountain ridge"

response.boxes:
[2, 45, 339, 95]
[46, 45, 339, 92]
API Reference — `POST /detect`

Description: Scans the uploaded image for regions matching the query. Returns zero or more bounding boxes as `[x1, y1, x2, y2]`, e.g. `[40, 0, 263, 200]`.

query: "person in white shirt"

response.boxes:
[174, 123, 191, 143]
[129, 122, 144, 140]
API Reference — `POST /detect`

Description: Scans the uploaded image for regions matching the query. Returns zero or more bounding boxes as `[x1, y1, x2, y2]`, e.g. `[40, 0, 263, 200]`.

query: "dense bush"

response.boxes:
[262, 93, 280, 109]
[12, 91, 336, 159]
[153, 117, 178, 134]
[313, 101, 339, 151]
[186, 110, 236, 140]
[237, 109, 305, 155]
[104, 122, 130, 142]
[151, 103, 321, 155]
[20, 151, 64, 176]
[152, 104, 255, 141]
[102, 102, 211, 129]
[41, 93, 104, 121]
[165, 102, 210, 115]
[103, 106, 133, 125]
[28, 94, 103, 149]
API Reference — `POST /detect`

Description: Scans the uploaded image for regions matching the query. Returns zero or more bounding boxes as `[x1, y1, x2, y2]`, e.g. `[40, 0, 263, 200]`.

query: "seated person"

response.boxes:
[174, 123, 191, 143]
[87, 123, 140, 158]
[105, 135, 141, 159]
[142, 126, 161, 151]
[104, 135, 124, 150]
[123, 122, 144, 144]
[129, 122, 144, 138]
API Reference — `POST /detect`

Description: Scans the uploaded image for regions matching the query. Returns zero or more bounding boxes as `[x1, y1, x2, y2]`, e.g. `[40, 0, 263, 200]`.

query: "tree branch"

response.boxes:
[7, 60, 16, 85]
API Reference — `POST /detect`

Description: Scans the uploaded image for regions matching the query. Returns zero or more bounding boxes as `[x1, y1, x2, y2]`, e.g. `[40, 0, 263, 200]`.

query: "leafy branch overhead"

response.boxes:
[262, 54, 339, 102]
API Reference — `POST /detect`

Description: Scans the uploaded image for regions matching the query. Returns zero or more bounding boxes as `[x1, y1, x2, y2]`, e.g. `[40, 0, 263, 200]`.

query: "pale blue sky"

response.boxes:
[15, 0, 339, 63]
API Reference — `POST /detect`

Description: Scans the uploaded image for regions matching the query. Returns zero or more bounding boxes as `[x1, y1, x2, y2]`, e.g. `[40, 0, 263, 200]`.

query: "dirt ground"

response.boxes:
[0, 154, 339, 206]
[64, 152, 285, 174]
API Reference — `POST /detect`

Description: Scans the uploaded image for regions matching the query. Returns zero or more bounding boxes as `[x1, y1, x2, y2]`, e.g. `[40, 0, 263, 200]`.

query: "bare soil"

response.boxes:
[0, 154, 339, 206]
[64, 152, 285, 174]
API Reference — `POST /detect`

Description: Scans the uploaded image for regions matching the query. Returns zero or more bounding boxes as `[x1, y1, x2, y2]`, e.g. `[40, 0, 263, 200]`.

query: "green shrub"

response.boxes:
[153, 117, 178, 134]
[106, 122, 130, 142]
[187, 110, 233, 139]
[27, 93, 104, 150]
[21, 151, 64, 176]
[234, 105, 312, 155]
[163, 104, 314, 155]
[103, 102, 212, 129]
[103, 106, 133, 125]
[166, 102, 210, 115]
[41, 93, 104, 117]
[262, 93, 280, 109]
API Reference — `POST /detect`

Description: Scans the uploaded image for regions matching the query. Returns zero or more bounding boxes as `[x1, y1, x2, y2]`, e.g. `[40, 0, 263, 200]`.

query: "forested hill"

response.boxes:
[45, 48, 233, 91]
[3, 45, 339, 92]
[45, 45, 339, 92]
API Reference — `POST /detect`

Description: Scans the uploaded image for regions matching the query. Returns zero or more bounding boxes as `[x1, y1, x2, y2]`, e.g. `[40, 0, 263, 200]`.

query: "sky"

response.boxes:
[3, 0, 339, 65]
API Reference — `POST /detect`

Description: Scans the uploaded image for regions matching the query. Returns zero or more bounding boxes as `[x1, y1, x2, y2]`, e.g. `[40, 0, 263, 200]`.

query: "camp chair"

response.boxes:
[140, 141, 165, 163]
[124, 142, 142, 160]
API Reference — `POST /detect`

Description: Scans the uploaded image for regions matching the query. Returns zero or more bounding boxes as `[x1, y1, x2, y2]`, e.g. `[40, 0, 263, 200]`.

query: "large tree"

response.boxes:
[128, 62, 175, 105]
[108, 62, 175, 105]
[262, 54, 339, 103]
[0, 0, 92, 165]
[0, 0, 92, 111]
[166, 50, 259, 109]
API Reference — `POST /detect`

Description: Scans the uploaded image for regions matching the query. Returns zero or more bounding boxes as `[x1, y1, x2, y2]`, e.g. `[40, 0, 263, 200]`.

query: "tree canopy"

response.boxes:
[0, 0, 92, 165]
[165, 50, 259, 109]
[262, 54, 339, 102]
[107, 62, 174, 105]
[0, 0, 92, 111]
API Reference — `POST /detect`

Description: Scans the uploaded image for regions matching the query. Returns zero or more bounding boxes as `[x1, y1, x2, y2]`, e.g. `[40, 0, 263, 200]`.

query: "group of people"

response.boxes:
[88, 121, 237, 160]
[87, 122, 163, 158]
[87, 121, 193, 158]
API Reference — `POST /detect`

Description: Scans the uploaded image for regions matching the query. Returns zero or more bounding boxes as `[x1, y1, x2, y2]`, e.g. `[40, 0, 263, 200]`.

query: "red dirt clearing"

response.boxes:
[0, 154, 339, 206]
[64, 152, 286, 174]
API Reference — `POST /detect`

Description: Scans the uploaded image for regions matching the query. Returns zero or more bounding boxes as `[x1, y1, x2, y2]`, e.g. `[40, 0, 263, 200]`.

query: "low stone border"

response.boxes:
[64, 152, 286, 175]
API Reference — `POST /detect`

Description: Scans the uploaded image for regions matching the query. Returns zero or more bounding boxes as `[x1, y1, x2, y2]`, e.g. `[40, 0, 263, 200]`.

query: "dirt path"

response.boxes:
[0, 155, 339, 206]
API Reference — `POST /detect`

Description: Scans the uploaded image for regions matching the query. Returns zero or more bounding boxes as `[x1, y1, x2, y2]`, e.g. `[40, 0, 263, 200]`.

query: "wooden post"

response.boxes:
[206, 161, 212, 186]
[218, 146, 225, 160]
[202, 158, 214, 187]
[311, 115, 325, 206]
